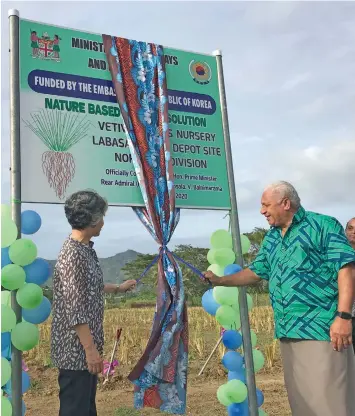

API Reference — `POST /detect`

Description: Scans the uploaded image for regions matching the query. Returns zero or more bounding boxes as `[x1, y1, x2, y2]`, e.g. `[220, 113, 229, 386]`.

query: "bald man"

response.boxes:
[345, 217, 355, 353]
[205, 181, 355, 416]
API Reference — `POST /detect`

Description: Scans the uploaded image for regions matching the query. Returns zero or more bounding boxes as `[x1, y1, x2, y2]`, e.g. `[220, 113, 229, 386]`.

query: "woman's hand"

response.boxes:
[85, 344, 103, 375]
[75, 324, 103, 374]
[118, 279, 137, 293]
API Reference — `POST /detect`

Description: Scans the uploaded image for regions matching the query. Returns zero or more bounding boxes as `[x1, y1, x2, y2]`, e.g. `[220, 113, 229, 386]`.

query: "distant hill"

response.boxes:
[45, 250, 140, 287]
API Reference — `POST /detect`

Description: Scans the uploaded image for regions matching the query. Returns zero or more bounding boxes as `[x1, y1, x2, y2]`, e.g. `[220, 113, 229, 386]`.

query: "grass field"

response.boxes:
[23, 297, 291, 415]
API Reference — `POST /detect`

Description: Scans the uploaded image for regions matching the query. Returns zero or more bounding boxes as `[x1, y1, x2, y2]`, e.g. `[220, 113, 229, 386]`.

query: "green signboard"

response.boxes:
[20, 19, 231, 209]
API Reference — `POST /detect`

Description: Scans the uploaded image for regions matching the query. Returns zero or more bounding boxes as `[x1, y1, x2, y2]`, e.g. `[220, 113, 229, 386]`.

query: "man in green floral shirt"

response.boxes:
[205, 181, 355, 416]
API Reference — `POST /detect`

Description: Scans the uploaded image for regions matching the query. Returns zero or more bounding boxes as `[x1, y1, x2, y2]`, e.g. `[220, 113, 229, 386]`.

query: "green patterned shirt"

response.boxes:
[249, 207, 355, 341]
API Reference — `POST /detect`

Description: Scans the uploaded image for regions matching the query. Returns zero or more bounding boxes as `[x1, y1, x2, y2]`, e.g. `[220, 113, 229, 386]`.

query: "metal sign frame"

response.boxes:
[8, 9, 258, 416]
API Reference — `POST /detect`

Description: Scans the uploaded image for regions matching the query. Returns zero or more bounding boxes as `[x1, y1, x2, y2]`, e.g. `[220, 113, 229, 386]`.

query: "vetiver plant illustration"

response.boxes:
[24, 109, 91, 199]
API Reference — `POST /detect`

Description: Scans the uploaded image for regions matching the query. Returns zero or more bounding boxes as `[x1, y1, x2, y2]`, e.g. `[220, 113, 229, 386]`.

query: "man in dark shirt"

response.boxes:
[345, 217, 355, 353]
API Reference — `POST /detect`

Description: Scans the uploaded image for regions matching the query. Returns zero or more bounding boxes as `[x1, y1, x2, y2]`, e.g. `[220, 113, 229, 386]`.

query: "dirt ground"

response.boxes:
[21, 305, 287, 415]
[24, 367, 291, 416]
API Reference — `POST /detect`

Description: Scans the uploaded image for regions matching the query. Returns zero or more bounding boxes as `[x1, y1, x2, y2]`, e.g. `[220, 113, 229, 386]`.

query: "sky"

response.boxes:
[1, 1, 355, 260]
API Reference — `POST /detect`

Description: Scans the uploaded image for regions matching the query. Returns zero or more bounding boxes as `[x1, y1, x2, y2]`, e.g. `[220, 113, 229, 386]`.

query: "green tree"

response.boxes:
[122, 253, 157, 285]
[121, 228, 270, 305]
[173, 245, 209, 303]
[243, 227, 269, 293]
[243, 227, 268, 264]
[122, 246, 209, 305]
[43, 286, 53, 302]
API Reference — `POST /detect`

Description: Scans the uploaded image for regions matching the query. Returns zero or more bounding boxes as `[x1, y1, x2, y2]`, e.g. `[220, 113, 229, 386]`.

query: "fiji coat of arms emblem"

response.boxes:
[30, 30, 62, 62]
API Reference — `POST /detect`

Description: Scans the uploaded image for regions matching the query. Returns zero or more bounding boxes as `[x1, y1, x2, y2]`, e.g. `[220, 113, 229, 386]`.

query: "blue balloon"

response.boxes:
[21, 210, 42, 234]
[22, 371, 31, 393]
[24, 258, 51, 285]
[256, 388, 264, 407]
[228, 369, 246, 383]
[228, 401, 249, 415]
[5, 370, 31, 394]
[235, 390, 263, 412]
[222, 350, 244, 371]
[1, 332, 11, 356]
[201, 289, 220, 316]
[223, 330, 243, 350]
[23, 296, 51, 324]
[1, 248, 12, 267]
[224, 264, 242, 275]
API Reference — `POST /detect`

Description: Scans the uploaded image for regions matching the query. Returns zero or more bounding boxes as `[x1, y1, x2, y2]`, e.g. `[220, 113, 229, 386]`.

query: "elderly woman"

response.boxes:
[51, 190, 136, 416]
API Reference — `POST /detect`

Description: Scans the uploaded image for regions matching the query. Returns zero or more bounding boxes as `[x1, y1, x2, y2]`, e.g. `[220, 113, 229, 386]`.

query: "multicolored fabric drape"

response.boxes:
[103, 35, 188, 414]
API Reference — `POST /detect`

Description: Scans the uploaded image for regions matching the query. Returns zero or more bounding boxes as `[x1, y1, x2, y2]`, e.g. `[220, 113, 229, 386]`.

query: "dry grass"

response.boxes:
[25, 306, 278, 370]
[23, 304, 291, 415]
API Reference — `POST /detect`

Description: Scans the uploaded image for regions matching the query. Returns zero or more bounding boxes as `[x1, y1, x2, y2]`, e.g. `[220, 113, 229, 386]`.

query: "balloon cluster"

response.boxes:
[1, 205, 52, 416]
[201, 229, 268, 415]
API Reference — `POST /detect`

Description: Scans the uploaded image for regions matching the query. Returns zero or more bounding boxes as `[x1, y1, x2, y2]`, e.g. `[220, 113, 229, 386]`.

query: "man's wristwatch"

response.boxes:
[336, 311, 352, 320]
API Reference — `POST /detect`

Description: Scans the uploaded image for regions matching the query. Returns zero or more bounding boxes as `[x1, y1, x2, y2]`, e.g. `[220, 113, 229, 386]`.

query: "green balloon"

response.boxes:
[1, 264, 26, 291]
[9, 239, 37, 266]
[214, 248, 236, 267]
[247, 294, 254, 310]
[241, 234, 251, 254]
[210, 230, 233, 249]
[240, 330, 258, 354]
[250, 330, 258, 348]
[226, 379, 248, 403]
[216, 305, 241, 330]
[11, 322, 39, 351]
[1, 395, 12, 416]
[16, 283, 43, 309]
[1, 304, 16, 333]
[1, 205, 11, 218]
[253, 349, 265, 372]
[1, 357, 11, 387]
[213, 286, 239, 306]
[233, 317, 241, 331]
[207, 264, 224, 277]
[232, 302, 240, 315]
[1, 291, 11, 305]
[259, 409, 268, 416]
[216, 383, 233, 406]
[207, 249, 216, 265]
[1, 219, 18, 249]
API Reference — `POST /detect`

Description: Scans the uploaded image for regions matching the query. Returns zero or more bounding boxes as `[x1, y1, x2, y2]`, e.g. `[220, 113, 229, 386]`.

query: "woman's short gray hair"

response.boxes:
[265, 181, 301, 210]
[64, 190, 108, 230]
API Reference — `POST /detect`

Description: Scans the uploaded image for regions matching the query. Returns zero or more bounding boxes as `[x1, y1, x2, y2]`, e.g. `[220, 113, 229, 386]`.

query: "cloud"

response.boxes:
[303, 146, 322, 161]
[295, 95, 329, 117]
[329, 45, 355, 61]
[1, 1, 355, 258]
[281, 72, 311, 91]
[238, 136, 265, 145]
[239, 138, 355, 213]
[242, 2, 300, 31]
[291, 140, 355, 205]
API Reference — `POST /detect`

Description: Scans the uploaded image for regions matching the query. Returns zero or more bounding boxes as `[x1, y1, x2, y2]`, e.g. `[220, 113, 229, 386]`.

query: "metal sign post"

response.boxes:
[213, 49, 258, 416]
[9, 9, 23, 416]
[7, 8, 257, 414]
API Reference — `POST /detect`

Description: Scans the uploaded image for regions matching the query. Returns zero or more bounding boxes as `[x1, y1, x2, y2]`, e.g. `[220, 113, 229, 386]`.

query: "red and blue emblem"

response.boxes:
[189, 60, 212, 85]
